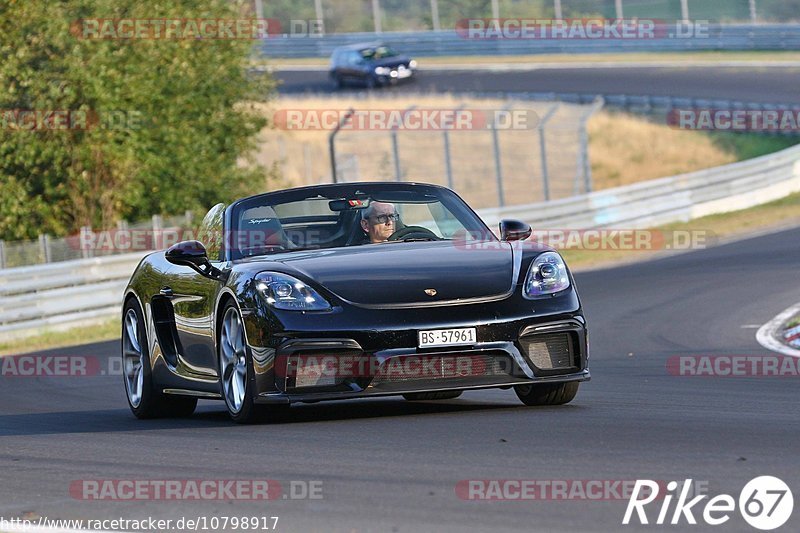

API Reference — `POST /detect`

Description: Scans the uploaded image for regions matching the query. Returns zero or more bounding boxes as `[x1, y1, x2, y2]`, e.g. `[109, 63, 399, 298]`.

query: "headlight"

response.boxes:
[256, 272, 331, 311]
[523, 252, 570, 298]
[408, 60, 417, 69]
[374, 66, 391, 75]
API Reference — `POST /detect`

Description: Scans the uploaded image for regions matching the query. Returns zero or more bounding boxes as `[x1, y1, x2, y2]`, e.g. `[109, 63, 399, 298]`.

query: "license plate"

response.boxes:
[418, 327, 477, 347]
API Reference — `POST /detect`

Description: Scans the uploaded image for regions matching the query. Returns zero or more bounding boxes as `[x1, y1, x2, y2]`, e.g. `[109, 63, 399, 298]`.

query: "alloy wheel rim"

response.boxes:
[122, 308, 144, 408]
[220, 307, 248, 413]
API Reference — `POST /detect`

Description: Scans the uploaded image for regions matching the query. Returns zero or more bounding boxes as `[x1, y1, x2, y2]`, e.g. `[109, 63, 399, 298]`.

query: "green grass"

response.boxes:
[709, 133, 800, 161]
[564, 191, 800, 270]
[0, 320, 120, 357]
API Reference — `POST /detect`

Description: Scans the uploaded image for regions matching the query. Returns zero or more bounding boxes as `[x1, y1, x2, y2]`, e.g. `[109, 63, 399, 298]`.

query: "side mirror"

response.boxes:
[499, 219, 532, 242]
[166, 240, 223, 280]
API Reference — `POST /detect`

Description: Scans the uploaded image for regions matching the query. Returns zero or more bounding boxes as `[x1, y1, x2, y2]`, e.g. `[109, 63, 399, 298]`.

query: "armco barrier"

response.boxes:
[259, 24, 800, 59]
[2, 143, 800, 341]
[479, 144, 800, 229]
[0, 253, 147, 341]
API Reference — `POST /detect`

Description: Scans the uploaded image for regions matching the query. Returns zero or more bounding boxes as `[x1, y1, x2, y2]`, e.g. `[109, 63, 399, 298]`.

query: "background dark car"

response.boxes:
[329, 42, 417, 89]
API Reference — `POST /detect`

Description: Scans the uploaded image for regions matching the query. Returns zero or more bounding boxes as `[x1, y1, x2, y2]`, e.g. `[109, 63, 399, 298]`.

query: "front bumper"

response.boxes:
[377, 68, 415, 85]
[248, 314, 589, 405]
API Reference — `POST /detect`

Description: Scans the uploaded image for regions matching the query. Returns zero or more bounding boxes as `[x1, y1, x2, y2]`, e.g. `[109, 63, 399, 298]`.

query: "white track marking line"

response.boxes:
[756, 303, 800, 358]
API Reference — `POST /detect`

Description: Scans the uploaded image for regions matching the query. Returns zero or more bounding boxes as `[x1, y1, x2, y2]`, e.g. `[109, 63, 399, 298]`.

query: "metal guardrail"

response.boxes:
[2, 142, 799, 341]
[0, 253, 147, 340]
[478, 144, 800, 230]
[259, 24, 800, 59]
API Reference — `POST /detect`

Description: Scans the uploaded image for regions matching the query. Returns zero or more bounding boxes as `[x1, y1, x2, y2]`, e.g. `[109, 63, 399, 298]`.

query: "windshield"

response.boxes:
[228, 184, 492, 260]
[360, 45, 398, 60]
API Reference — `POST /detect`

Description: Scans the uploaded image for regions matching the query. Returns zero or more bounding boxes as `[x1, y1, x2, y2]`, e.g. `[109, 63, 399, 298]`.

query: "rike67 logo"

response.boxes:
[623, 477, 793, 530]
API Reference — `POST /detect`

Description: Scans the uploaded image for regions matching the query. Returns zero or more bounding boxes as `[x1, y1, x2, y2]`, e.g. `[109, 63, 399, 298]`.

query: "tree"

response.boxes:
[0, 0, 274, 240]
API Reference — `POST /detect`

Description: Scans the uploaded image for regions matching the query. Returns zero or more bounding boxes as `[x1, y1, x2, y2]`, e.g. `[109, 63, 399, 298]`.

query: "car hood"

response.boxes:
[268, 240, 516, 307]
[370, 56, 412, 69]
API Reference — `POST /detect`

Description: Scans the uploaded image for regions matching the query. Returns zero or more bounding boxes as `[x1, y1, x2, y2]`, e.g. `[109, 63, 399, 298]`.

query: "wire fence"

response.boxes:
[259, 94, 604, 211]
[258, 0, 784, 35]
[0, 213, 194, 270]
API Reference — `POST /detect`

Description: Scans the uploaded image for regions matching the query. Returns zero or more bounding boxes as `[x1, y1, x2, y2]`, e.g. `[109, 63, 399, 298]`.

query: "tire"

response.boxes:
[122, 298, 197, 419]
[332, 74, 344, 90]
[403, 391, 463, 401]
[365, 75, 378, 90]
[218, 302, 289, 423]
[218, 302, 259, 423]
[514, 382, 579, 406]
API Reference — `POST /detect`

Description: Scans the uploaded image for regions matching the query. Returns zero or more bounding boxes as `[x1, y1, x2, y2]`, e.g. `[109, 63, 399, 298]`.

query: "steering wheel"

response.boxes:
[388, 226, 440, 241]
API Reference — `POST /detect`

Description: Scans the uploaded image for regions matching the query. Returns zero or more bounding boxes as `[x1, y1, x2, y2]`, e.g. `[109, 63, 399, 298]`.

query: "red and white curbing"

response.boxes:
[756, 303, 800, 358]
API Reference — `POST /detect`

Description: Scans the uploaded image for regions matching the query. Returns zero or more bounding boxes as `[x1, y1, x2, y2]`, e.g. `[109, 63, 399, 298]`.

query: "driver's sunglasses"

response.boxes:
[370, 213, 399, 224]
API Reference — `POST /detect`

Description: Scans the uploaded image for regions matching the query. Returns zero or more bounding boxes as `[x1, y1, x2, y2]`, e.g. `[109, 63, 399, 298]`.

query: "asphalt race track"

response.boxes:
[276, 66, 800, 105]
[2, 227, 799, 532]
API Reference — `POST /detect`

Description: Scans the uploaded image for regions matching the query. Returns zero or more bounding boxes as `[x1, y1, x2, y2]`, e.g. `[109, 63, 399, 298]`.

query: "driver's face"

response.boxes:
[361, 202, 396, 243]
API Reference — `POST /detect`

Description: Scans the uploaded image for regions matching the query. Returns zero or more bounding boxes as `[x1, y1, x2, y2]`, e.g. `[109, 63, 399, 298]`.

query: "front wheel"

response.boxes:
[514, 382, 579, 406]
[218, 303, 260, 423]
[122, 299, 197, 419]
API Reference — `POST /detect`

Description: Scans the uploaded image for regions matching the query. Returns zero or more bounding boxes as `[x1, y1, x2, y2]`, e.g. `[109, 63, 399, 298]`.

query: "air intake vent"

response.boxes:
[521, 333, 575, 370]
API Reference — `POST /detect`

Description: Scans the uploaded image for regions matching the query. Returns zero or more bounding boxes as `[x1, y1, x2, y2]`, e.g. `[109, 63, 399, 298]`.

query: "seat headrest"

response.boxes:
[240, 206, 287, 250]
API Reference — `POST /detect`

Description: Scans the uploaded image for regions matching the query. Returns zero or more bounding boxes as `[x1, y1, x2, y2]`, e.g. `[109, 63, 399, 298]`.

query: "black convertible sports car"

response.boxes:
[122, 182, 589, 422]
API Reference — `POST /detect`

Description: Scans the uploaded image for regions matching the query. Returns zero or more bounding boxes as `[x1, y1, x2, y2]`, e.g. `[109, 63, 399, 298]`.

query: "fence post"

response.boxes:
[372, 0, 382, 33]
[443, 129, 453, 189]
[390, 105, 416, 182]
[680, 0, 689, 23]
[430, 0, 441, 31]
[491, 104, 511, 207]
[329, 108, 354, 183]
[314, 0, 325, 34]
[39, 234, 52, 264]
[391, 131, 402, 181]
[81, 226, 93, 259]
[152, 214, 163, 250]
[303, 143, 312, 184]
[749, 0, 757, 23]
[576, 97, 605, 195]
[538, 104, 560, 201]
[0, 240, 5, 269]
[491, 0, 500, 20]
[553, 0, 562, 19]
[615, 0, 624, 19]
[442, 103, 465, 190]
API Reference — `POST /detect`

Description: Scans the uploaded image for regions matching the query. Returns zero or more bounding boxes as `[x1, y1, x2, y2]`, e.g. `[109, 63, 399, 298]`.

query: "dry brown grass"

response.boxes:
[253, 95, 590, 209]
[587, 110, 739, 189]
[253, 96, 793, 205]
